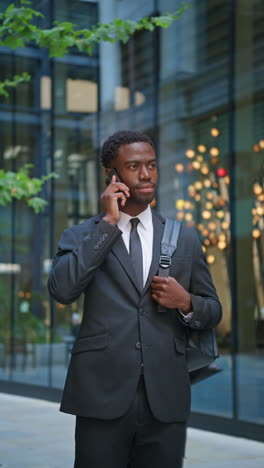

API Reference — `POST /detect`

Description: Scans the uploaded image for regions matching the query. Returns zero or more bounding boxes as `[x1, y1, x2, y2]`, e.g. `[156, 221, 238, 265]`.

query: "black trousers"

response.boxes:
[74, 376, 186, 468]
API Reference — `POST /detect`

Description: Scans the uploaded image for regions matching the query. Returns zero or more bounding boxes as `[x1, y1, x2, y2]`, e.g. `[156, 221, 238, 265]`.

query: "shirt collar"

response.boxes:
[117, 205, 152, 232]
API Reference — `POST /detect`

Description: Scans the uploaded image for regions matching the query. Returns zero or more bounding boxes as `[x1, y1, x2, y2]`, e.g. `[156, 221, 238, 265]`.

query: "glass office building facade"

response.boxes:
[0, 0, 263, 440]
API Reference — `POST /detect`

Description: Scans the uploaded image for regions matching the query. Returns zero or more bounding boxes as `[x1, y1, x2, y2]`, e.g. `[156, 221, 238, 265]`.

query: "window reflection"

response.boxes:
[54, 63, 97, 115]
[41, 76, 52, 110]
[67, 79, 98, 113]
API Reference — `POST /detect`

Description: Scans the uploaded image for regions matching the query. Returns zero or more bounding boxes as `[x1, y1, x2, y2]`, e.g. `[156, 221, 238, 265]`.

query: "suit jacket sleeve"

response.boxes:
[179, 229, 222, 330]
[47, 219, 122, 304]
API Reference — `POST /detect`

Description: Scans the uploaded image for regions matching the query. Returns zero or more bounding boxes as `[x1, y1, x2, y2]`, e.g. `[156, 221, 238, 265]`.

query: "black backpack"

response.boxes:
[158, 219, 221, 384]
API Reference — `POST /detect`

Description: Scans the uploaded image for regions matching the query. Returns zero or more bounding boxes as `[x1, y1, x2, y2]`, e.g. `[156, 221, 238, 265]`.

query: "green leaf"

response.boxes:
[0, 164, 58, 212]
[27, 197, 48, 213]
[0, 72, 31, 98]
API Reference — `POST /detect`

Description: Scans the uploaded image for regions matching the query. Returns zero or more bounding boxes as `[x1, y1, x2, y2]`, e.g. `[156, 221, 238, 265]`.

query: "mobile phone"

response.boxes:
[105, 168, 127, 208]
[105, 168, 120, 186]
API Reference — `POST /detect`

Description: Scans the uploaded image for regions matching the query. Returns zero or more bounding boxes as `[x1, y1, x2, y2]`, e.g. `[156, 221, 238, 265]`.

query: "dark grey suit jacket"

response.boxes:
[48, 210, 222, 422]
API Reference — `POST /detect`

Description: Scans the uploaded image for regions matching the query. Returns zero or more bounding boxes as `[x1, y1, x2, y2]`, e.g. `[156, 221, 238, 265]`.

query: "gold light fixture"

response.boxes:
[256, 207, 264, 216]
[207, 254, 215, 264]
[201, 165, 209, 175]
[221, 221, 230, 230]
[176, 212, 185, 220]
[175, 163, 184, 173]
[185, 149, 195, 158]
[211, 128, 220, 137]
[214, 197, 226, 208]
[208, 222, 217, 230]
[204, 179, 211, 188]
[252, 229, 261, 239]
[198, 145, 206, 153]
[210, 147, 220, 157]
[192, 161, 201, 170]
[205, 201, 213, 210]
[184, 201, 192, 209]
[259, 139, 264, 149]
[253, 184, 262, 195]
[211, 157, 219, 165]
[194, 181, 203, 190]
[185, 213, 193, 222]
[216, 210, 225, 219]
[202, 210, 211, 220]
[176, 199, 185, 210]
[218, 241, 227, 250]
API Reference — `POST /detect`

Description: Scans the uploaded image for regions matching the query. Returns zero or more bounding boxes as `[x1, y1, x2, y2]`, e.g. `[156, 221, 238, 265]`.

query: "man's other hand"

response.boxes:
[151, 276, 192, 313]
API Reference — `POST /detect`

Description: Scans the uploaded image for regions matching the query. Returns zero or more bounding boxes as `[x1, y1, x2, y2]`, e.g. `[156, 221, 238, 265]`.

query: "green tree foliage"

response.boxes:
[0, 0, 190, 211]
[0, 164, 58, 213]
[0, 72, 31, 97]
[0, 0, 190, 80]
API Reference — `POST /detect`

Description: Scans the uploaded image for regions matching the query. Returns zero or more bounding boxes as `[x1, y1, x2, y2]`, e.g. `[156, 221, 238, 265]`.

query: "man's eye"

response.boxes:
[148, 164, 156, 169]
[129, 165, 137, 169]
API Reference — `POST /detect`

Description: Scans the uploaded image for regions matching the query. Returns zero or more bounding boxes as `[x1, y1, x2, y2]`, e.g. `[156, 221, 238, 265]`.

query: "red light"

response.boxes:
[217, 168, 228, 177]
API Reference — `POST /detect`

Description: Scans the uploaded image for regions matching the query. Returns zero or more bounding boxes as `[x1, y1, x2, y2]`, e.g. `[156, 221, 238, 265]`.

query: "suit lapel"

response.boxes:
[94, 214, 140, 293]
[142, 211, 165, 294]
[111, 236, 141, 294]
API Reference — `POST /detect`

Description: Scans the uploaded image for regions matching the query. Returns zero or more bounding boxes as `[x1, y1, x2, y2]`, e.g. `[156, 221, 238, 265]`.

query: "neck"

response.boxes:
[121, 204, 148, 217]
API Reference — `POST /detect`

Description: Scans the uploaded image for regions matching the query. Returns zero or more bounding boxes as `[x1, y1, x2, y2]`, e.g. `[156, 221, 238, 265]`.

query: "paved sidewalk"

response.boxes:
[0, 393, 264, 468]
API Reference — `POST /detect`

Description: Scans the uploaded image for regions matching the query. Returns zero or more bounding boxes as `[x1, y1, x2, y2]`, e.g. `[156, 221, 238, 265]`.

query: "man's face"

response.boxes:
[108, 142, 158, 210]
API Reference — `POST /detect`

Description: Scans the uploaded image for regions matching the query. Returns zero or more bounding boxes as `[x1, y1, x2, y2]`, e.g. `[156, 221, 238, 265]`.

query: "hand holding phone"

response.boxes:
[101, 168, 130, 224]
[105, 168, 120, 186]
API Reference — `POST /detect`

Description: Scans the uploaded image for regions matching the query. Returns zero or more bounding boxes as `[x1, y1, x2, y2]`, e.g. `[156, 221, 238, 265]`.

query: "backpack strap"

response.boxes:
[157, 219, 181, 312]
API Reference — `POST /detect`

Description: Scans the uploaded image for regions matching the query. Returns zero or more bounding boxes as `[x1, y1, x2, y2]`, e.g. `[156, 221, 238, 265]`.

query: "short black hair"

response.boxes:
[101, 130, 154, 168]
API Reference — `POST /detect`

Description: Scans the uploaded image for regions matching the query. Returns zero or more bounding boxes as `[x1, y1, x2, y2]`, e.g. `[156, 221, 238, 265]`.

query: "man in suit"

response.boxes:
[48, 130, 222, 468]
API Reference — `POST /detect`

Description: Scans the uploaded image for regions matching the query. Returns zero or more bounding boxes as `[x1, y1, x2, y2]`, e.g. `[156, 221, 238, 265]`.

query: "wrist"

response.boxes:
[102, 215, 118, 225]
[179, 293, 192, 314]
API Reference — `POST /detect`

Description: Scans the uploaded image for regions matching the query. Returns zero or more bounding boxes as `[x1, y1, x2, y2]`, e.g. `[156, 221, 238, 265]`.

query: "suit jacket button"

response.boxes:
[135, 342, 141, 349]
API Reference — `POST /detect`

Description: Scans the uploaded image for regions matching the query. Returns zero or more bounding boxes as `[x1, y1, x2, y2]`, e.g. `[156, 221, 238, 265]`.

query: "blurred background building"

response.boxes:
[0, 0, 263, 440]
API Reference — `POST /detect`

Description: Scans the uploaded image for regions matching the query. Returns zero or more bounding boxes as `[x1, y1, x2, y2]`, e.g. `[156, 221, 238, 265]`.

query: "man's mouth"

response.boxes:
[136, 184, 155, 193]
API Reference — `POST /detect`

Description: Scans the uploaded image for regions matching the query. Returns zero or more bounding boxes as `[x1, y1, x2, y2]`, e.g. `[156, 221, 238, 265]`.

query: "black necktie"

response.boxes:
[129, 218, 144, 290]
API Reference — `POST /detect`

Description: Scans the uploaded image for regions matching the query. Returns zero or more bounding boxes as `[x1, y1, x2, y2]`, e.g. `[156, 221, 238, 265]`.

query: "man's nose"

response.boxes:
[139, 165, 151, 179]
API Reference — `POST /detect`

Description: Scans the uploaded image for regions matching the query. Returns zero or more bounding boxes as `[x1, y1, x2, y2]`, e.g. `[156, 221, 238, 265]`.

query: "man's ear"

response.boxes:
[105, 167, 111, 176]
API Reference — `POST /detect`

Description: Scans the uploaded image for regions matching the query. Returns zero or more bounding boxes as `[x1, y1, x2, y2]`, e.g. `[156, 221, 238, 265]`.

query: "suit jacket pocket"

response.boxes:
[174, 336, 186, 355]
[72, 332, 109, 355]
